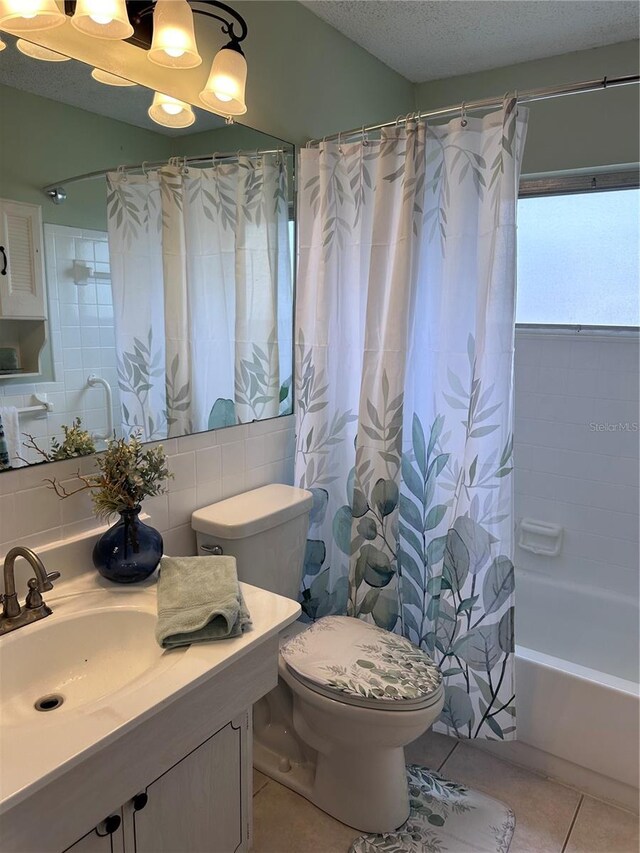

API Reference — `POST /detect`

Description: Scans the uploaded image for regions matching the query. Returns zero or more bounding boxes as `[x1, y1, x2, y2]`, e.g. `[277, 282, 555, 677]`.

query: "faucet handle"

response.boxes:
[28, 571, 60, 597]
[41, 571, 61, 592]
[26, 572, 59, 608]
[26, 578, 43, 609]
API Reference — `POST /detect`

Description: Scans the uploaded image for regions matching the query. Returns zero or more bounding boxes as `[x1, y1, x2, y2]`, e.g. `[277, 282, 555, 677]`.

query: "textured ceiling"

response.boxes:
[0, 34, 225, 136]
[302, 1, 639, 83]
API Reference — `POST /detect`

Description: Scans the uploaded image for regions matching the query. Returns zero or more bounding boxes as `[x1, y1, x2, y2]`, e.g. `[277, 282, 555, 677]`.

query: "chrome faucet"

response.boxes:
[0, 547, 60, 636]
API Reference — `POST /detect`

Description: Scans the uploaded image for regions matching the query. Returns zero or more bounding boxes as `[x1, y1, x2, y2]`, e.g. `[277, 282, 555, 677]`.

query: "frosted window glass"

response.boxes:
[516, 189, 639, 325]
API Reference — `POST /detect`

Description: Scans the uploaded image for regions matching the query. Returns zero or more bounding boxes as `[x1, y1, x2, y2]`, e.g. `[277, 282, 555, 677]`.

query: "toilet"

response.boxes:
[191, 484, 444, 834]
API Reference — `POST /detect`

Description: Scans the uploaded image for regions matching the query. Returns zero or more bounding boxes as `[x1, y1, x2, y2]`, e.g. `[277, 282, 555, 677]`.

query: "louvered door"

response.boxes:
[0, 199, 47, 319]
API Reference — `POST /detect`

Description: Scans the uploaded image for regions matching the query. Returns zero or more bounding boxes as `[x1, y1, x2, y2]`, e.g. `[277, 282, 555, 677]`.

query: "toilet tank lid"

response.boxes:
[191, 484, 313, 539]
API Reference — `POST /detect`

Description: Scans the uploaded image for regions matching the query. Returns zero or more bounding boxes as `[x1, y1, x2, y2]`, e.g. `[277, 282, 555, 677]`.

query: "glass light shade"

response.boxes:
[0, 0, 65, 32]
[148, 0, 201, 69]
[91, 67, 135, 86]
[148, 92, 195, 128]
[16, 37, 69, 60]
[199, 46, 247, 116]
[71, 0, 133, 39]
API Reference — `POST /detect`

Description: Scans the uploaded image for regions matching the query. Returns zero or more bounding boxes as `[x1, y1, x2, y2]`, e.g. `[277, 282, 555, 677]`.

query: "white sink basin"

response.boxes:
[0, 599, 174, 726]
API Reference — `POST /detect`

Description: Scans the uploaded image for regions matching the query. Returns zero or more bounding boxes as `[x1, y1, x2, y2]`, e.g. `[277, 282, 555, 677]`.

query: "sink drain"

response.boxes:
[34, 693, 64, 712]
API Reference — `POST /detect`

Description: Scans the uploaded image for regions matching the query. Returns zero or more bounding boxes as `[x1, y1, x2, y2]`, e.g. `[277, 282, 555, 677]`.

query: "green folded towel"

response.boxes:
[156, 555, 252, 649]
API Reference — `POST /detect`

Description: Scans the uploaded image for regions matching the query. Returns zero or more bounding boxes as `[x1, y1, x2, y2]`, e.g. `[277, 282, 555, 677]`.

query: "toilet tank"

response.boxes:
[191, 484, 313, 599]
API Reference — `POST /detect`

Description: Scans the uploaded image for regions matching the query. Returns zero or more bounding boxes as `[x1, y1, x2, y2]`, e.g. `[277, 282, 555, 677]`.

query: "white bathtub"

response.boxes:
[514, 644, 639, 790]
[484, 570, 640, 809]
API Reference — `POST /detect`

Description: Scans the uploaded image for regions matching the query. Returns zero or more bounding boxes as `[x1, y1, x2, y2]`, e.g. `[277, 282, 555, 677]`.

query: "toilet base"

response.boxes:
[254, 736, 410, 833]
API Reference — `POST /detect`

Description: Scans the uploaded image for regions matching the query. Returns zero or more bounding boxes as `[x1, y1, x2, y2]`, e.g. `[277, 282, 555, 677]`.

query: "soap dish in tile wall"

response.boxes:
[518, 518, 563, 556]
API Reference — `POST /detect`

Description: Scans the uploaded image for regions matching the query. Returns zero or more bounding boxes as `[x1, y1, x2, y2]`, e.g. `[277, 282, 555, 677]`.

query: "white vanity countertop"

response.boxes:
[0, 565, 300, 814]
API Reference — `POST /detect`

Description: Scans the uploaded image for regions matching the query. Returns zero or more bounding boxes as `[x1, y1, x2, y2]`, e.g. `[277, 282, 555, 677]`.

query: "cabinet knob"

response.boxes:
[133, 792, 148, 811]
[0, 246, 6, 276]
[102, 815, 121, 835]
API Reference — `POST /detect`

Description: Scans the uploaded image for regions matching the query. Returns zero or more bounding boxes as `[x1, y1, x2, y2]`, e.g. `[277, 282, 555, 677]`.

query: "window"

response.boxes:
[516, 179, 639, 327]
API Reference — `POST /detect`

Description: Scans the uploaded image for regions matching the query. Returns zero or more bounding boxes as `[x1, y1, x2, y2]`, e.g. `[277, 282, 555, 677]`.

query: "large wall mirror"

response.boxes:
[0, 32, 294, 470]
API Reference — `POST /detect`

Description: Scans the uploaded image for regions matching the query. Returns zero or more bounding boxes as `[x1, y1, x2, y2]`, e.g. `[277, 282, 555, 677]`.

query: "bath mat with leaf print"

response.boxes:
[349, 765, 515, 853]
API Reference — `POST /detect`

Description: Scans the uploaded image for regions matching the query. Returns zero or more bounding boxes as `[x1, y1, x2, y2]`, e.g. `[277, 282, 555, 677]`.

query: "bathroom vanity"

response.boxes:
[0, 533, 300, 853]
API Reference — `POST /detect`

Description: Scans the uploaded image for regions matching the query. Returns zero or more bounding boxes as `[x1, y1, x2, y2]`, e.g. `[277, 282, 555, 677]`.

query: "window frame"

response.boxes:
[516, 168, 640, 330]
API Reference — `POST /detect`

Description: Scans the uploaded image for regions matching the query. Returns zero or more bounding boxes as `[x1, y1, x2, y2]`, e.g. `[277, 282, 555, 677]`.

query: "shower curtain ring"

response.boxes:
[141, 161, 149, 177]
[212, 152, 218, 167]
[361, 125, 369, 146]
[460, 102, 468, 128]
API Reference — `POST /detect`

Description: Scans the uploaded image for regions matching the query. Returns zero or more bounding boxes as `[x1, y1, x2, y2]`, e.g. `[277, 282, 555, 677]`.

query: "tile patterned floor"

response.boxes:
[252, 730, 639, 853]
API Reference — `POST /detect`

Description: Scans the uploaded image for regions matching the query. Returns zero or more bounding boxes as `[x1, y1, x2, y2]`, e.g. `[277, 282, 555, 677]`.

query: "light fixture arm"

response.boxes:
[191, 1, 247, 50]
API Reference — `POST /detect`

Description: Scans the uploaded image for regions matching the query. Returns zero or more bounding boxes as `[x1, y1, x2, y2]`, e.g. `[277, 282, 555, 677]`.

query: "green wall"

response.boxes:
[414, 41, 640, 174]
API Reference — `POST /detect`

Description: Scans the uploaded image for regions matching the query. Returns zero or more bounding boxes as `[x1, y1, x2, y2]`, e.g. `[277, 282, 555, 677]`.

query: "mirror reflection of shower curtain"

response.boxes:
[106, 154, 291, 440]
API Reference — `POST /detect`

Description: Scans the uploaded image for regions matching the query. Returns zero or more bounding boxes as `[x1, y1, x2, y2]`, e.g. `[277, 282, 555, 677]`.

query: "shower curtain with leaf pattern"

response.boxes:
[295, 99, 527, 739]
[106, 154, 291, 440]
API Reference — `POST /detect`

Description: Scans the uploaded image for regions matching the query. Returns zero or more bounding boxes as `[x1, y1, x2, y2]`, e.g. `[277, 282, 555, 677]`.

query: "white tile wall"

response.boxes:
[0, 225, 120, 465]
[0, 415, 295, 560]
[514, 329, 640, 600]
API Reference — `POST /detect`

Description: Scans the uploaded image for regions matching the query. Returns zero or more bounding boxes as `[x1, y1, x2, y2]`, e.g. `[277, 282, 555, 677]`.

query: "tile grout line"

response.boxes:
[253, 778, 271, 799]
[437, 740, 459, 773]
[560, 794, 584, 853]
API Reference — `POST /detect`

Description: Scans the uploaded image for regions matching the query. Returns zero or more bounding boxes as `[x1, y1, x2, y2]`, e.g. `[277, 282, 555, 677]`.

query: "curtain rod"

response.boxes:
[42, 145, 293, 197]
[308, 74, 640, 145]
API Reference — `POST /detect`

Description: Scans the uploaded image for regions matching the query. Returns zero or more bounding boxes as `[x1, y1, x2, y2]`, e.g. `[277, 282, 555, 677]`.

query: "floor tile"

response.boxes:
[440, 742, 580, 853]
[406, 727, 458, 771]
[564, 796, 639, 853]
[252, 778, 361, 852]
[253, 768, 269, 796]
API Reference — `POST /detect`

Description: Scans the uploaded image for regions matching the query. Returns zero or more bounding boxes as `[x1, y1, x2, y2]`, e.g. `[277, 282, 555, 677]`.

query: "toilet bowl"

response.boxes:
[191, 486, 444, 834]
[254, 615, 444, 833]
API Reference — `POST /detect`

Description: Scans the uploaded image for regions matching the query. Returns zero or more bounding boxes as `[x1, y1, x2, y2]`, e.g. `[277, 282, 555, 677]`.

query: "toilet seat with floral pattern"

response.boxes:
[280, 615, 443, 711]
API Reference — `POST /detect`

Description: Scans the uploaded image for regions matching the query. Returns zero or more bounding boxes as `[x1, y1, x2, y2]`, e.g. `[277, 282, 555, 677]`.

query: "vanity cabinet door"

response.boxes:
[132, 720, 243, 853]
[0, 199, 47, 319]
[63, 813, 125, 853]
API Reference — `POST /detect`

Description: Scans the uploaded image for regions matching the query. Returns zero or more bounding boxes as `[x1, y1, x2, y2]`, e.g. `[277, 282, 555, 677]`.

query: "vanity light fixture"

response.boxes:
[148, 91, 195, 128]
[16, 36, 69, 59]
[148, 0, 201, 69]
[70, 0, 133, 39]
[199, 40, 246, 115]
[0, 0, 65, 31]
[91, 67, 135, 85]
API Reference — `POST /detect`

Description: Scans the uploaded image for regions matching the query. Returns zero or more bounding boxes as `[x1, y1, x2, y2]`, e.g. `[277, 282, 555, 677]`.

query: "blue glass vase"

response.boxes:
[93, 506, 163, 584]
